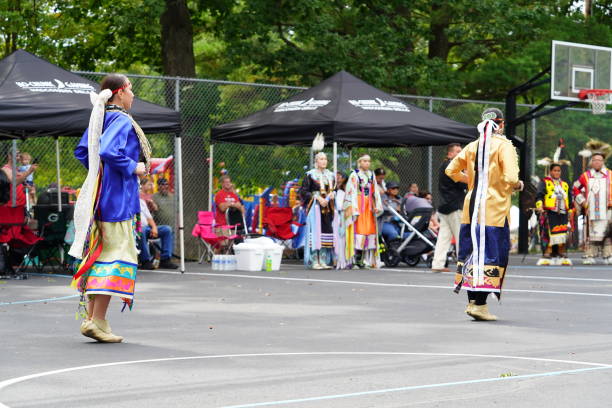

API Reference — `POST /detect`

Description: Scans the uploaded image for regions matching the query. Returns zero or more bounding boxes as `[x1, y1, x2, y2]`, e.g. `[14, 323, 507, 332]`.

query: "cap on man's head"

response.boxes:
[157, 177, 169, 185]
[386, 181, 399, 189]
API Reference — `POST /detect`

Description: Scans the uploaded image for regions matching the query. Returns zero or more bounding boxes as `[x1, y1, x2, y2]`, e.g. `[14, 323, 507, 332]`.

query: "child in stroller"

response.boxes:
[380, 189, 438, 267]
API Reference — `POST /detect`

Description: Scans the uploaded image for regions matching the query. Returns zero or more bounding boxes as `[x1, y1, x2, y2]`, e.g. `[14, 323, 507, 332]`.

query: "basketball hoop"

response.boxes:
[578, 89, 612, 115]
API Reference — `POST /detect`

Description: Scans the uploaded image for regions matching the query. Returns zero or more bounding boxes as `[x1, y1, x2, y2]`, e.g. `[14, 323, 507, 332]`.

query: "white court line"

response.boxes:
[0, 351, 610, 405]
[143, 270, 612, 298]
[0, 352, 609, 408]
[383, 268, 612, 283]
[219, 366, 612, 408]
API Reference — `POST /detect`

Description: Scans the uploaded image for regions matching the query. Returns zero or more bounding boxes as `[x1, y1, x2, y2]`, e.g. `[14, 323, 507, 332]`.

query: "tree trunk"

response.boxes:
[160, 0, 196, 77]
[583, 0, 592, 19]
[428, 3, 451, 61]
[160, 0, 203, 260]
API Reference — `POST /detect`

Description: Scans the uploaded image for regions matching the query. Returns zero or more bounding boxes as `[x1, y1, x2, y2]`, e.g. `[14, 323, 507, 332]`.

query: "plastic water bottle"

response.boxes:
[212, 255, 219, 270]
[228, 255, 236, 271]
[221, 255, 227, 270]
[265, 254, 273, 272]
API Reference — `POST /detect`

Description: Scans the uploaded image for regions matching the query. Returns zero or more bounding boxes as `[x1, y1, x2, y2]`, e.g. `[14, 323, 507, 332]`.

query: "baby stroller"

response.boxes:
[380, 198, 437, 267]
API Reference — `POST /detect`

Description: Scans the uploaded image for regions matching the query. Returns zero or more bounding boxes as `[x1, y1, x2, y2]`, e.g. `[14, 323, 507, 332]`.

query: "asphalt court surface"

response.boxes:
[1, 255, 611, 407]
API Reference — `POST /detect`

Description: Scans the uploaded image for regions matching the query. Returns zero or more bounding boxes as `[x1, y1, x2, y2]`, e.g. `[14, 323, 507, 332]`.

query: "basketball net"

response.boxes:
[578, 89, 612, 115]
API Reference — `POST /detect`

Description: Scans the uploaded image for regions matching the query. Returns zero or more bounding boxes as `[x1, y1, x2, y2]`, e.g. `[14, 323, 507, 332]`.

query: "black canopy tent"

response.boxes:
[210, 71, 477, 208]
[0, 50, 186, 271]
[0, 50, 180, 138]
[211, 71, 476, 147]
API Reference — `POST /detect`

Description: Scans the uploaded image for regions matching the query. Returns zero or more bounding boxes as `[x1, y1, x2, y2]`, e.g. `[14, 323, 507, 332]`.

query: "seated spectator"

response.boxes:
[139, 197, 178, 270]
[214, 175, 245, 226]
[374, 168, 387, 194]
[405, 183, 419, 197]
[140, 177, 158, 213]
[152, 177, 174, 226]
[380, 181, 404, 242]
[418, 191, 440, 233]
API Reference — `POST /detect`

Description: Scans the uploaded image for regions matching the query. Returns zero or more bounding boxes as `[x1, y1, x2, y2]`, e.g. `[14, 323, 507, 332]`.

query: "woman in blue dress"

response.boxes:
[70, 74, 151, 342]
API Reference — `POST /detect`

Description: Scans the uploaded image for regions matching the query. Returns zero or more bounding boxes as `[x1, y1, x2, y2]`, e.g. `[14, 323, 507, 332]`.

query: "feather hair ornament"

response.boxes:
[312, 132, 325, 152]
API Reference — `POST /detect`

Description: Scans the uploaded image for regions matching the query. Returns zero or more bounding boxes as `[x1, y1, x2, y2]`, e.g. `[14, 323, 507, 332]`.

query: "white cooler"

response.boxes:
[261, 245, 283, 271]
[234, 243, 265, 271]
[245, 237, 283, 271]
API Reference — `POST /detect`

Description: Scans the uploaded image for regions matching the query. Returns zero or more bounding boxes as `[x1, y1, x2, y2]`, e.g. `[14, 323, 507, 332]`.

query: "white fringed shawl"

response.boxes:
[68, 90, 113, 259]
[469, 116, 498, 288]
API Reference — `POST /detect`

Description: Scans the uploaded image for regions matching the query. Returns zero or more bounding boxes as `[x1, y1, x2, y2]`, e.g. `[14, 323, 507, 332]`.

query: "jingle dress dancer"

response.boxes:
[446, 108, 522, 321]
[344, 155, 383, 268]
[536, 163, 573, 266]
[69, 74, 151, 342]
[300, 152, 336, 269]
[573, 152, 612, 264]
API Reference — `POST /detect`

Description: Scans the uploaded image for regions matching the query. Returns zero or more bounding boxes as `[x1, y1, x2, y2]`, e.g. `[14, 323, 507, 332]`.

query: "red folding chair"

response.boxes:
[262, 207, 301, 247]
[0, 205, 41, 276]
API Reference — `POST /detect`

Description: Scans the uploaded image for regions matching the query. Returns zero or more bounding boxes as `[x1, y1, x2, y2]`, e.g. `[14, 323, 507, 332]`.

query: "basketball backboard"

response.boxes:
[551, 40, 612, 102]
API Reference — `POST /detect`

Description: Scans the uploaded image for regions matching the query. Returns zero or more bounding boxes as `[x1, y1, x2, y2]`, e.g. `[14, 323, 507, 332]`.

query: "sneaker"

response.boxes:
[159, 259, 179, 269]
[140, 260, 156, 270]
[560, 258, 573, 266]
[605, 257, 612, 265]
[583, 257, 596, 265]
[536, 258, 551, 266]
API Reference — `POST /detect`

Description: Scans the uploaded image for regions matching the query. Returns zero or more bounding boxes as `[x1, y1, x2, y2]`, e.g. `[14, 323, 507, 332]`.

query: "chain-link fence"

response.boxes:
[2, 72, 610, 259]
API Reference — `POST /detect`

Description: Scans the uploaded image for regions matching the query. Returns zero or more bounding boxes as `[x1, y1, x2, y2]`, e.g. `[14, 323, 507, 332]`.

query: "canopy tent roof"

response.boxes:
[212, 71, 477, 147]
[0, 50, 181, 139]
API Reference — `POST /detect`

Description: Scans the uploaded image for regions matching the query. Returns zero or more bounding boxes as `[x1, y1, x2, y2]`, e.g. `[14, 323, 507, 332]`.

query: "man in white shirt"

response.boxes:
[139, 198, 178, 269]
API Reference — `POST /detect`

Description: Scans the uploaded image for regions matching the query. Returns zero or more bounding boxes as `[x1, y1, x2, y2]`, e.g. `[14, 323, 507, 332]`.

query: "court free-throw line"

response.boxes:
[0, 352, 610, 408]
[384, 268, 612, 283]
[144, 270, 612, 298]
[219, 366, 612, 408]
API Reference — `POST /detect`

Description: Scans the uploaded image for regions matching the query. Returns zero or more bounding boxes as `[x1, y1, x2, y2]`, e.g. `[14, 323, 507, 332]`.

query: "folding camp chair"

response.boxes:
[0, 205, 41, 278]
[262, 207, 302, 249]
[23, 205, 71, 273]
[191, 211, 240, 264]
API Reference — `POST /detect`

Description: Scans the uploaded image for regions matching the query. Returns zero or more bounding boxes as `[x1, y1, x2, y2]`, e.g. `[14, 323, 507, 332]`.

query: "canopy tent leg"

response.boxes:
[55, 137, 62, 212]
[209, 144, 214, 211]
[333, 142, 337, 182]
[55, 137, 64, 264]
[11, 140, 17, 207]
[176, 134, 185, 273]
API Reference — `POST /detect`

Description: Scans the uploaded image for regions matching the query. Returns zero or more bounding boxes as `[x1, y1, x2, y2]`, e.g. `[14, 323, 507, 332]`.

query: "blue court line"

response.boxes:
[219, 366, 612, 408]
[0, 294, 79, 306]
[0, 273, 76, 306]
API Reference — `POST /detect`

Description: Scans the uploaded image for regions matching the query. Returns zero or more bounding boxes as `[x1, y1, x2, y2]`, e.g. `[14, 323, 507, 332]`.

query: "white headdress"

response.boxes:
[312, 132, 325, 152]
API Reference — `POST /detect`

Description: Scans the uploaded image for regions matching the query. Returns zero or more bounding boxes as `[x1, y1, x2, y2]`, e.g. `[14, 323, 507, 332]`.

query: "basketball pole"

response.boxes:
[506, 66, 579, 254]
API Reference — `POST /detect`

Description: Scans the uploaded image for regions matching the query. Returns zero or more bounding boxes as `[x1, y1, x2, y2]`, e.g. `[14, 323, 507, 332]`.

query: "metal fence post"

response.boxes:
[531, 117, 536, 176]
[174, 77, 186, 272]
[55, 137, 62, 211]
[427, 98, 433, 193]
[11, 140, 17, 207]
